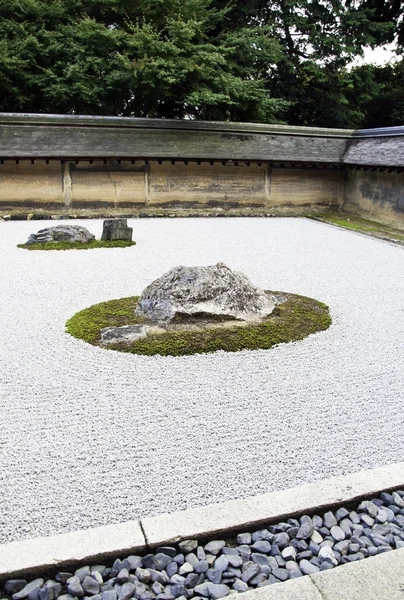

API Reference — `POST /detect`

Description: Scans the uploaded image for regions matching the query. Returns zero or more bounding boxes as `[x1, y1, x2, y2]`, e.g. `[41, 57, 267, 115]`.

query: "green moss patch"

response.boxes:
[66, 292, 331, 357]
[311, 214, 404, 244]
[17, 240, 136, 251]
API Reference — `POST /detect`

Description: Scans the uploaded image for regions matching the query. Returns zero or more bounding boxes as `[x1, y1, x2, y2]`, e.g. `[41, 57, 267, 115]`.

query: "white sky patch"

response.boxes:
[351, 43, 400, 67]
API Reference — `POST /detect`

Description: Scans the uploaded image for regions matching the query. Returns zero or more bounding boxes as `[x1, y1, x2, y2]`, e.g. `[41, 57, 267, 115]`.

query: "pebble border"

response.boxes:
[1, 464, 404, 597]
[3, 487, 404, 600]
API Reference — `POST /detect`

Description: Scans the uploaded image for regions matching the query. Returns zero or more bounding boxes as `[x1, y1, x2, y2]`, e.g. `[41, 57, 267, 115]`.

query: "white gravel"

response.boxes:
[0, 217, 403, 544]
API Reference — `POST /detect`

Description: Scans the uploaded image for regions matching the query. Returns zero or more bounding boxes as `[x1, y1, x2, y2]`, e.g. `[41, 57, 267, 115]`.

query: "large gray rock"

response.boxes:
[101, 219, 133, 242]
[26, 225, 95, 245]
[136, 263, 275, 323]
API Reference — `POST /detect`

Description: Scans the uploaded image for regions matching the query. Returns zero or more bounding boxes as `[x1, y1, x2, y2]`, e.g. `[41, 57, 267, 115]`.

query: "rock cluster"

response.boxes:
[101, 219, 133, 242]
[25, 225, 95, 245]
[136, 263, 276, 323]
[3, 490, 404, 600]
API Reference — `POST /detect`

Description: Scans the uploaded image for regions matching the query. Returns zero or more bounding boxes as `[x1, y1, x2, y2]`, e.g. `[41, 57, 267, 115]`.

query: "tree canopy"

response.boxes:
[0, 0, 402, 127]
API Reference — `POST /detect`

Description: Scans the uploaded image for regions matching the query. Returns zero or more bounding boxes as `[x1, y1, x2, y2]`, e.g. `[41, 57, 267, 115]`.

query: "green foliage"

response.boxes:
[0, 0, 402, 126]
[65, 292, 332, 357]
[17, 240, 136, 250]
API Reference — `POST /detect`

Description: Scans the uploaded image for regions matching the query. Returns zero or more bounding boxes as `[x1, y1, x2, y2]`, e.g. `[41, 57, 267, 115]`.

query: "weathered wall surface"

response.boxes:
[0, 159, 343, 216]
[270, 168, 342, 210]
[0, 160, 64, 210]
[343, 170, 404, 230]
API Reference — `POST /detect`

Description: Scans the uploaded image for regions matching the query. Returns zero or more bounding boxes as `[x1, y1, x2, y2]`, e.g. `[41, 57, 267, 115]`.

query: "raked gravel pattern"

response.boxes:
[3, 489, 404, 599]
[0, 217, 403, 544]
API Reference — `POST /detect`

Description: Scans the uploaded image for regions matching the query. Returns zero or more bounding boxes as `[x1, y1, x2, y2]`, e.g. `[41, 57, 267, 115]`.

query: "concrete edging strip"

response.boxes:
[142, 462, 404, 546]
[1, 462, 404, 580]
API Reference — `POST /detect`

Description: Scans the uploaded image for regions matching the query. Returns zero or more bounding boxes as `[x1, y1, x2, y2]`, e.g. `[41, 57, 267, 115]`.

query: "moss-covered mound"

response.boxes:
[66, 292, 331, 357]
[17, 240, 136, 251]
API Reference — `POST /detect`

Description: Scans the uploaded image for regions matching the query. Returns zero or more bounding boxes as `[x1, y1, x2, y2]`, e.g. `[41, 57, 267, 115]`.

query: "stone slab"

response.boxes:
[0, 521, 146, 579]
[236, 577, 323, 600]
[311, 547, 404, 599]
[142, 462, 404, 546]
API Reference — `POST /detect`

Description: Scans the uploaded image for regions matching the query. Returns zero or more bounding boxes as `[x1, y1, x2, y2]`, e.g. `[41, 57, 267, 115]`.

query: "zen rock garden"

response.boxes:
[18, 219, 135, 250]
[66, 262, 331, 356]
[3, 489, 404, 600]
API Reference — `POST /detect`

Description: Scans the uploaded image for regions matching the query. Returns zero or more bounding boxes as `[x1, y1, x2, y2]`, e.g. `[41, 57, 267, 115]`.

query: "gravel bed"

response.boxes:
[3, 490, 404, 599]
[0, 217, 404, 543]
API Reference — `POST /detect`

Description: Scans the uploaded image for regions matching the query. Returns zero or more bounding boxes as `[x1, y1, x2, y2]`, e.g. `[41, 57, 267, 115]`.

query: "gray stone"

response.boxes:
[178, 541, 198, 554]
[232, 580, 248, 593]
[273, 532, 290, 550]
[272, 568, 288, 582]
[251, 530, 273, 543]
[226, 555, 242, 568]
[56, 573, 73, 584]
[323, 512, 337, 529]
[156, 547, 177, 558]
[194, 561, 209, 574]
[151, 584, 164, 596]
[135, 263, 275, 323]
[82, 578, 100, 596]
[330, 526, 346, 541]
[101, 219, 133, 242]
[206, 570, 222, 585]
[135, 570, 151, 584]
[335, 508, 349, 521]
[5, 582, 27, 596]
[193, 583, 210, 597]
[236, 533, 251, 545]
[206, 584, 229, 599]
[299, 560, 319, 575]
[119, 583, 136, 600]
[358, 501, 378, 518]
[281, 546, 296, 561]
[318, 546, 338, 566]
[125, 557, 143, 571]
[251, 553, 270, 567]
[393, 491, 404, 508]
[166, 564, 178, 578]
[102, 592, 117, 600]
[184, 553, 198, 567]
[333, 540, 350, 555]
[204, 541, 226, 555]
[149, 571, 168, 585]
[155, 554, 172, 571]
[66, 579, 84, 599]
[170, 585, 185, 598]
[237, 546, 251, 561]
[296, 521, 314, 540]
[178, 564, 193, 576]
[39, 582, 62, 600]
[250, 541, 271, 554]
[116, 571, 130, 585]
[26, 225, 95, 245]
[289, 570, 303, 579]
[197, 547, 206, 560]
[241, 564, 260, 583]
[213, 556, 228, 572]
[184, 574, 199, 589]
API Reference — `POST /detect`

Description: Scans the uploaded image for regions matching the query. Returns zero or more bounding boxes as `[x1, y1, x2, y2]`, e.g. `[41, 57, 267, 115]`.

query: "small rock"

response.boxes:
[178, 541, 198, 554]
[299, 560, 319, 575]
[241, 564, 260, 583]
[194, 561, 209, 574]
[318, 546, 338, 566]
[232, 580, 248, 593]
[206, 584, 229, 599]
[82, 577, 100, 596]
[102, 592, 117, 600]
[5, 582, 27, 596]
[204, 541, 226, 556]
[281, 547, 296, 561]
[154, 554, 172, 571]
[206, 570, 222, 585]
[236, 533, 251, 545]
[119, 583, 136, 600]
[250, 541, 271, 554]
[310, 531, 323, 544]
[157, 548, 177, 558]
[273, 533, 290, 550]
[323, 512, 337, 529]
[330, 526, 346, 542]
[178, 564, 193, 576]
[214, 556, 229, 572]
[13, 581, 45, 600]
[135, 570, 151, 584]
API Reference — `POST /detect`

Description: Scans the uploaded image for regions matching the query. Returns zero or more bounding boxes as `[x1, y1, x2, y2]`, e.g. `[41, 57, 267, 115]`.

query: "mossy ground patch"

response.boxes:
[66, 292, 331, 357]
[17, 240, 136, 251]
